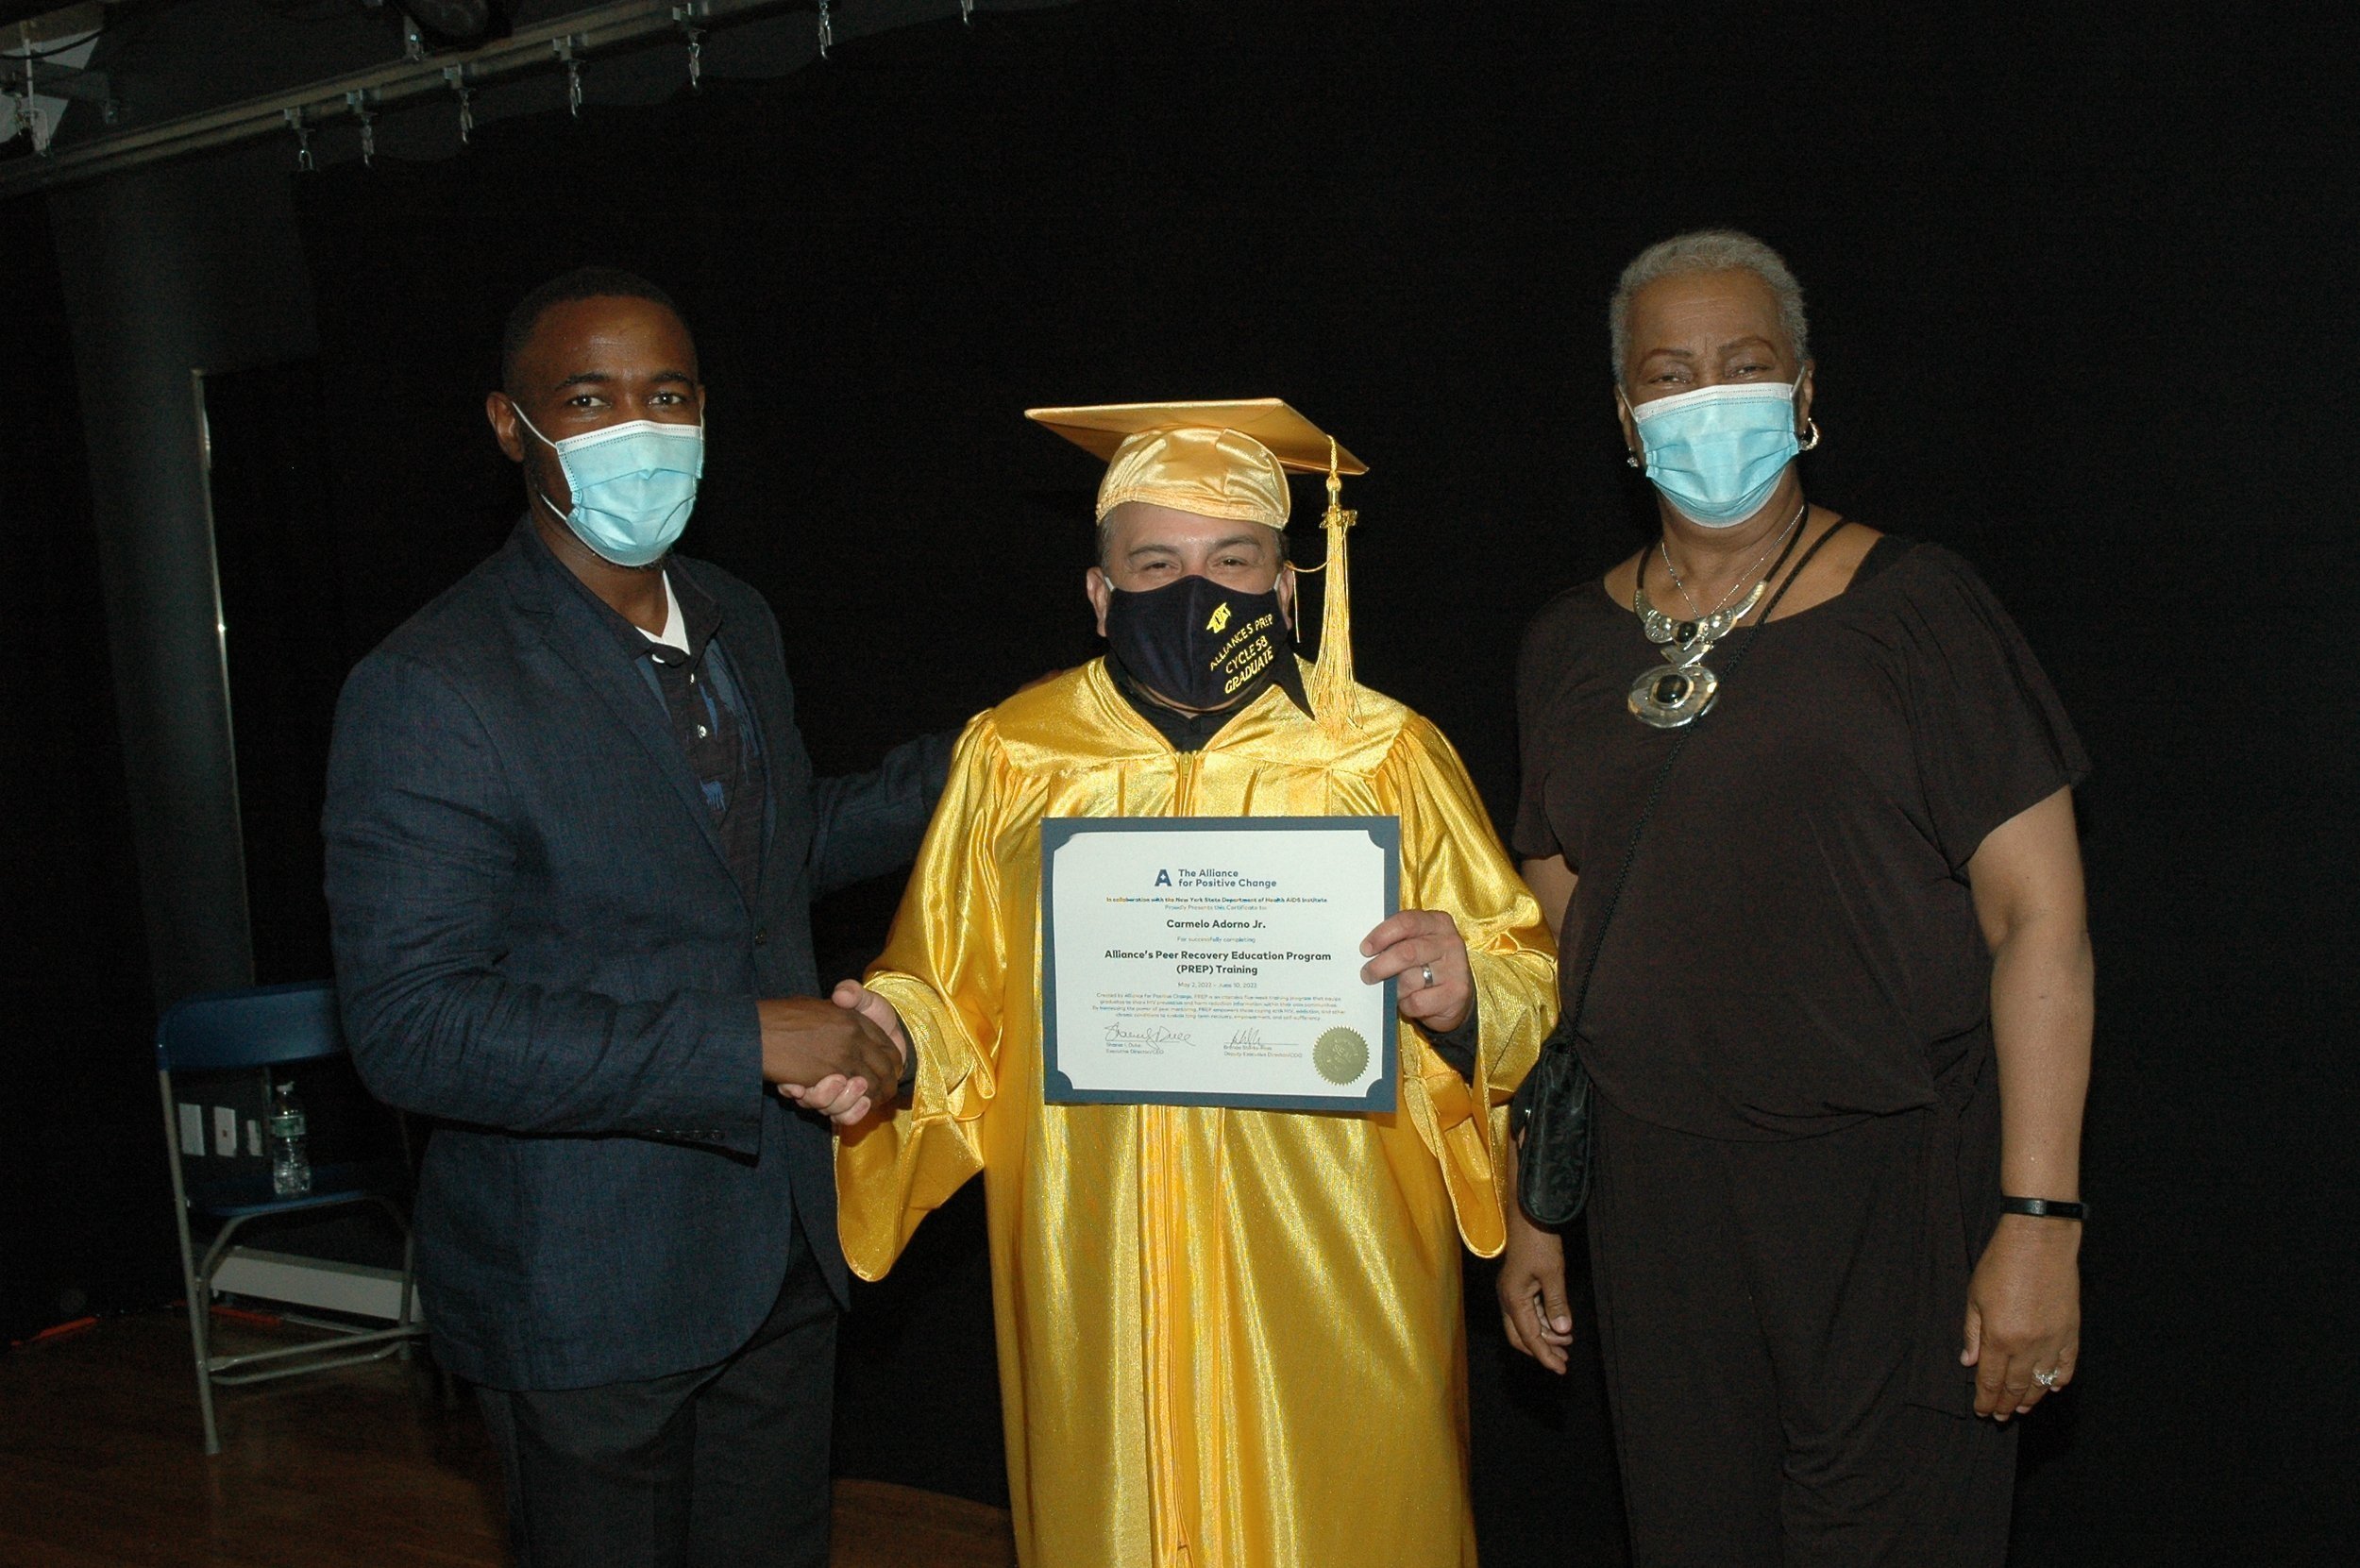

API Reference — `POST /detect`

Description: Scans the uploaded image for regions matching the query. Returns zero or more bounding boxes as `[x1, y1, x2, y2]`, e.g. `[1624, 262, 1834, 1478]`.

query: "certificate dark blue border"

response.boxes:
[1040, 815, 1402, 1113]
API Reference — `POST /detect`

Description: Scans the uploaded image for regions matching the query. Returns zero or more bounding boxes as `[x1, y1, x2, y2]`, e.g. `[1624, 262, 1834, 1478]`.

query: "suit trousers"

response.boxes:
[1585, 1090, 2016, 1568]
[476, 1215, 838, 1568]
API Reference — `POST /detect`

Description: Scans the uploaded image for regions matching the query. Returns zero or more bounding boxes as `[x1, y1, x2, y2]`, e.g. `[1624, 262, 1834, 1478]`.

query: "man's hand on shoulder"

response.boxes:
[760, 996, 902, 1125]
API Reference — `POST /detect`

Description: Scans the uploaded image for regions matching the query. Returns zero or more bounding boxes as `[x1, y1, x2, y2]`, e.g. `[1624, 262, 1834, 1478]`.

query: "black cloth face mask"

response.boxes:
[1104, 573, 1293, 714]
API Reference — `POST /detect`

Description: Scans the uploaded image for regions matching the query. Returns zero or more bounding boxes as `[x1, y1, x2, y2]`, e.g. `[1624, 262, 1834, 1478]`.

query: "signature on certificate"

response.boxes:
[1104, 1021, 1191, 1051]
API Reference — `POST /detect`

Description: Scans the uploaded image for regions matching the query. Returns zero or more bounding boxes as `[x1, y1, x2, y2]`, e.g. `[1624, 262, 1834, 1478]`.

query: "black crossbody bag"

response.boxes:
[1512, 521, 1848, 1226]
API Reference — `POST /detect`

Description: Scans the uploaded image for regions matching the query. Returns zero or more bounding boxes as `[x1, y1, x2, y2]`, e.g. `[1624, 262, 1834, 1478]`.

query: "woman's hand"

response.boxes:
[1497, 1143, 1576, 1373]
[1962, 1214, 2082, 1419]
[1963, 787, 2092, 1421]
[1360, 909, 1474, 1034]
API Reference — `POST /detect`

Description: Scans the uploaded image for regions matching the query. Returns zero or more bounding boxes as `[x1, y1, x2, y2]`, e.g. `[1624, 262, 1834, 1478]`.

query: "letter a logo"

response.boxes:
[1155, 869, 1172, 886]
[1205, 602, 1233, 633]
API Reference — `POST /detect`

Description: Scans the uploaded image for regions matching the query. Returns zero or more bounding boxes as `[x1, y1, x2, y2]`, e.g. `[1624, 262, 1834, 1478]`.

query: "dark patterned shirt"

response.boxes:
[569, 552, 768, 902]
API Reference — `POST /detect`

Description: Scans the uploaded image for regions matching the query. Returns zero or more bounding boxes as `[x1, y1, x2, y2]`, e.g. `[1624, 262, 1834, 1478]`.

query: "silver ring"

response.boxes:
[2032, 1368, 2060, 1390]
[1420, 963, 1436, 989]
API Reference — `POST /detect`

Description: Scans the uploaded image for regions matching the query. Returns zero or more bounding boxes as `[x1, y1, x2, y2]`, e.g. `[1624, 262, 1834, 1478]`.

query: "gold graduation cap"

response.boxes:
[1026, 398, 1369, 734]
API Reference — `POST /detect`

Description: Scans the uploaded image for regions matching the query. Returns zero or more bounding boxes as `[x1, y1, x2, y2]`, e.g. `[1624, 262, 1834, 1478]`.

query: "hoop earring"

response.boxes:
[1796, 418, 1822, 453]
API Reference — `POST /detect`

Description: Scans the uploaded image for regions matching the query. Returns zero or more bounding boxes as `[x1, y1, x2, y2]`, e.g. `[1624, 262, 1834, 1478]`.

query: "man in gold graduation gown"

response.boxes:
[832, 402, 1556, 1568]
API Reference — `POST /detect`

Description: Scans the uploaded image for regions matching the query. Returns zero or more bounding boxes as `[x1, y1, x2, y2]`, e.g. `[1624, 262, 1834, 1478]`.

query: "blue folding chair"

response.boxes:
[155, 979, 429, 1454]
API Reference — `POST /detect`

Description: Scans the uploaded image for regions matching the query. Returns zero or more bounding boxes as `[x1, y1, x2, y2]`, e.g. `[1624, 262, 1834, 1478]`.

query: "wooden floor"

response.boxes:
[0, 1309, 1014, 1568]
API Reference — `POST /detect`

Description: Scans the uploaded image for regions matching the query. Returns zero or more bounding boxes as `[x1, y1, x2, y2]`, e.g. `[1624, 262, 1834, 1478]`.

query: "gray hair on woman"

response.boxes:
[1609, 229, 1810, 382]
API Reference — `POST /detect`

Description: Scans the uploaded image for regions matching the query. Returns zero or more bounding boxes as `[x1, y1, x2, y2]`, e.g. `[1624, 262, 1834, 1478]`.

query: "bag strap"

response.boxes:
[1554, 517, 1853, 1046]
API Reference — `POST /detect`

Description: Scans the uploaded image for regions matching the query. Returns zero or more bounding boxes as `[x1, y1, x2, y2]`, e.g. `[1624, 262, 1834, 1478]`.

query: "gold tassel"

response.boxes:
[1306, 437, 1358, 739]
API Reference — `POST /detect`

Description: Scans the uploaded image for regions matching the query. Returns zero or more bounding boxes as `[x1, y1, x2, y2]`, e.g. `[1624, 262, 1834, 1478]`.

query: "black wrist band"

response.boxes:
[1999, 1195, 2086, 1222]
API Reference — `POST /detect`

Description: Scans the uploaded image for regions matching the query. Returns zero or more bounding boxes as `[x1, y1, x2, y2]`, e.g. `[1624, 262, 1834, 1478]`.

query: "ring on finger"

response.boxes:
[2033, 1368, 2061, 1390]
[1420, 963, 1436, 989]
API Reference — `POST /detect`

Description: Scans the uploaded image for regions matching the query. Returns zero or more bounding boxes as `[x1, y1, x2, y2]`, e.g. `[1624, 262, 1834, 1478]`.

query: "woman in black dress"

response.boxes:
[1499, 230, 2093, 1566]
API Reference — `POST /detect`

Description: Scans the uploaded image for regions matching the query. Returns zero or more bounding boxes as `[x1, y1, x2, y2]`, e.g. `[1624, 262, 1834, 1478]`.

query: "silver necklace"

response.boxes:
[1660, 499, 1803, 620]
[1627, 501, 1807, 730]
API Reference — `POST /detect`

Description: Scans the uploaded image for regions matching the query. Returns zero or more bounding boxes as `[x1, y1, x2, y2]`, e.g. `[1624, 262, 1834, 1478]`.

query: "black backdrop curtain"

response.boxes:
[2, 192, 166, 1346]
[284, 2, 2358, 1560]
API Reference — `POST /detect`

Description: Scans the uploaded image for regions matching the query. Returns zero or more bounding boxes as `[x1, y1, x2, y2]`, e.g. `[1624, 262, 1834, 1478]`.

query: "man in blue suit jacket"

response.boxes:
[324, 268, 948, 1568]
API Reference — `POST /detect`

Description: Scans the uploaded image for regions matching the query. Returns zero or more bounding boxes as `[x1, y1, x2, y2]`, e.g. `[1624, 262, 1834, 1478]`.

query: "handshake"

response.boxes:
[758, 981, 909, 1126]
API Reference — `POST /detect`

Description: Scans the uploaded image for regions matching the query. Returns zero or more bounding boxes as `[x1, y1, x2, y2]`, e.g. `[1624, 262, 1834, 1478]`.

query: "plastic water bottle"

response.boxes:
[267, 1078, 312, 1197]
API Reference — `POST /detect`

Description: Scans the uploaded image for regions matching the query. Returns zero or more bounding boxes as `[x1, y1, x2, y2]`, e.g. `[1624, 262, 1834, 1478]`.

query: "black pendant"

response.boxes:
[1627, 659, 1719, 728]
[1629, 579, 1759, 730]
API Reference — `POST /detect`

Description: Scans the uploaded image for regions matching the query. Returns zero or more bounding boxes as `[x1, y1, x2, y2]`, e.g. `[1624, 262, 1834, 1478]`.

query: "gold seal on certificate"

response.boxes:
[1039, 817, 1403, 1112]
[1313, 1028, 1370, 1085]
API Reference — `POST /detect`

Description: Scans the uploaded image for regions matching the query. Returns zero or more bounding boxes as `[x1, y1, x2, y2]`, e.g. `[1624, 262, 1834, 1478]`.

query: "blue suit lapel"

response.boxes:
[500, 528, 744, 908]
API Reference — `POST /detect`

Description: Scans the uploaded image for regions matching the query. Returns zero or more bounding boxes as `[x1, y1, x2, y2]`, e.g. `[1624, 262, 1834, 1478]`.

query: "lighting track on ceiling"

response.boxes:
[0, 0, 918, 197]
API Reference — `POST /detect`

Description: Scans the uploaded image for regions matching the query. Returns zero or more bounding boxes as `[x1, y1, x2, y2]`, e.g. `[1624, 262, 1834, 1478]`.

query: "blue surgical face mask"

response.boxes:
[1628, 379, 1803, 529]
[514, 406, 704, 567]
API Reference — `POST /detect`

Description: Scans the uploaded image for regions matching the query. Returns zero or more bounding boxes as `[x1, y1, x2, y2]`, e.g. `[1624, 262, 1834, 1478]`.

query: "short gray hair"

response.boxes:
[1608, 229, 1809, 384]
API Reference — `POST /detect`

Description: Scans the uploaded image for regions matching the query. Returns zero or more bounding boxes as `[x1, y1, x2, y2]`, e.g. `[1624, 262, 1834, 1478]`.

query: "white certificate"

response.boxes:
[1039, 817, 1401, 1112]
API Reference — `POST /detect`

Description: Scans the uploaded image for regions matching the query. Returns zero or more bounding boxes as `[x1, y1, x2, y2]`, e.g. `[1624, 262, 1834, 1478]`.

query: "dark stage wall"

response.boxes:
[9, 1, 2358, 1562]
[1, 200, 166, 1340]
